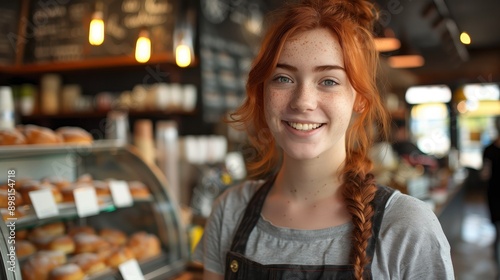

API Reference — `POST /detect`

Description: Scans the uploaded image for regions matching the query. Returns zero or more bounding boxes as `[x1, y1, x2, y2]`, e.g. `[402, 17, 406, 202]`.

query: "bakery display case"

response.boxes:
[0, 140, 190, 280]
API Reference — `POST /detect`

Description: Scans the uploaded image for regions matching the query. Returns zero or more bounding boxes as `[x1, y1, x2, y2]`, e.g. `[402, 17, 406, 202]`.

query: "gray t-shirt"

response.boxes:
[193, 180, 455, 279]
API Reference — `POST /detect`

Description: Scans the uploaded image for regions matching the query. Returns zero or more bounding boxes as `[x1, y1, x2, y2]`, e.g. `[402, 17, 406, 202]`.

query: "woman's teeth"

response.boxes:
[287, 122, 323, 131]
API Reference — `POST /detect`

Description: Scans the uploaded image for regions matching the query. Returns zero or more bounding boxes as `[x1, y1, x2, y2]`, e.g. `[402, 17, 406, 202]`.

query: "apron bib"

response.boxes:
[224, 175, 394, 280]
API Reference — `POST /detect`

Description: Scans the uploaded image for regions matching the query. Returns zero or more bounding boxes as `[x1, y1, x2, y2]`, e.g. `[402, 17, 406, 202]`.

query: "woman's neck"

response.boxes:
[273, 153, 345, 202]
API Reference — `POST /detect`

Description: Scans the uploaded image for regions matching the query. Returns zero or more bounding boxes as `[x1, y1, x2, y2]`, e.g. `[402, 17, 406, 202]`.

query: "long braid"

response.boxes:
[342, 171, 377, 279]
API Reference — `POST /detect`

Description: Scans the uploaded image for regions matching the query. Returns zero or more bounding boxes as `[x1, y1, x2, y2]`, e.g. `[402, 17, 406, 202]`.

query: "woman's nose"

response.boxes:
[290, 84, 317, 112]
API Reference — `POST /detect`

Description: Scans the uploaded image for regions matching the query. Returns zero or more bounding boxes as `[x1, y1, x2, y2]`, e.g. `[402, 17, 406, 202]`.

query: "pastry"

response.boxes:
[21, 254, 60, 280]
[48, 235, 75, 254]
[106, 246, 134, 268]
[67, 225, 95, 237]
[73, 233, 106, 254]
[99, 228, 127, 246]
[0, 128, 27, 145]
[36, 250, 67, 266]
[16, 240, 37, 258]
[23, 125, 62, 144]
[69, 252, 107, 275]
[48, 263, 85, 280]
[30, 222, 65, 240]
[127, 231, 161, 261]
[55, 126, 93, 144]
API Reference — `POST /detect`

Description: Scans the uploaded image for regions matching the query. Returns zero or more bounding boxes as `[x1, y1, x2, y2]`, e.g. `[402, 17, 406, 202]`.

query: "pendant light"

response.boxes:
[89, 1, 104, 46]
[135, 28, 151, 63]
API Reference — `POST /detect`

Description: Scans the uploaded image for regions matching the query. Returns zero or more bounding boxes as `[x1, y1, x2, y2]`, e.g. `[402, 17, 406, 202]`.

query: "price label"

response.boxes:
[74, 186, 99, 217]
[119, 259, 145, 280]
[29, 188, 59, 219]
[109, 180, 133, 208]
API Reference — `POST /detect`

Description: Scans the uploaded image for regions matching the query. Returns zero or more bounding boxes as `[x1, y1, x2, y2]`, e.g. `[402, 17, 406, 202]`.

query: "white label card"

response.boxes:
[29, 189, 59, 219]
[119, 259, 145, 280]
[109, 180, 133, 208]
[74, 186, 100, 217]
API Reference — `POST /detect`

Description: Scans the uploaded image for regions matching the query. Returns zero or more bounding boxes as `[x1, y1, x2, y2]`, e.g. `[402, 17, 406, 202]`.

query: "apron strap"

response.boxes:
[366, 185, 395, 259]
[229, 174, 277, 254]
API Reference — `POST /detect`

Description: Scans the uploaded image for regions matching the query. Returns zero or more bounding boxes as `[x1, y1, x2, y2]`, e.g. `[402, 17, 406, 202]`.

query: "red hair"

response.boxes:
[229, 0, 390, 278]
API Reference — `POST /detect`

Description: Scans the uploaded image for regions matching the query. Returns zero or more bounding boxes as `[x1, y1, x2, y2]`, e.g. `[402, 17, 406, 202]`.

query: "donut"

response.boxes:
[69, 253, 107, 275]
[127, 231, 161, 261]
[99, 228, 127, 246]
[55, 126, 93, 144]
[21, 254, 60, 280]
[36, 250, 67, 266]
[29, 222, 65, 240]
[48, 235, 75, 254]
[106, 246, 134, 268]
[23, 125, 62, 145]
[16, 240, 37, 258]
[0, 128, 27, 145]
[48, 263, 85, 280]
[73, 233, 106, 254]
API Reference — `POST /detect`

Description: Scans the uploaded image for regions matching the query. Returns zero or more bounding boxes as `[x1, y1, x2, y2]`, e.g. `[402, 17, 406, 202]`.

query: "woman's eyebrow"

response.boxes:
[275, 63, 345, 72]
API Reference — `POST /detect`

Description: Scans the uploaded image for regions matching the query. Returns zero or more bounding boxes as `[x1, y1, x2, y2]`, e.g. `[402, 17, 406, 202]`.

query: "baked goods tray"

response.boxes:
[0, 140, 126, 158]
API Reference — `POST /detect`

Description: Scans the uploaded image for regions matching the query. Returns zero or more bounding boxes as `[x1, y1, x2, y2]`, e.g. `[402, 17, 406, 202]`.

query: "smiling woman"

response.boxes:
[193, 1, 455, 279]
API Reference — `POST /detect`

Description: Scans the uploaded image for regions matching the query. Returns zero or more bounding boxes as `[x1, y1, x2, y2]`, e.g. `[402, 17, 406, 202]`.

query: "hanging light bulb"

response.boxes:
[175, 39, 192, 68]
[135, 28, 151, 63]
[89, 1, 104, 46]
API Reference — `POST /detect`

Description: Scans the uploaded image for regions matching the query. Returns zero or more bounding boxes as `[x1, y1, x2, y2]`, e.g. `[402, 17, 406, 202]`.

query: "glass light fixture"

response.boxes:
[175, 42, 192, 67]
[135, 28, 151, 63]
[89, 1, 104, 46]
[460, 32, 471, 45]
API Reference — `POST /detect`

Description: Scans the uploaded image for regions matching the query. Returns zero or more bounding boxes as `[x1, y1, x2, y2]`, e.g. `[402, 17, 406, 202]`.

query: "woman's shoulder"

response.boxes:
[382, 190, 443, 234]
[212, 179, 265, 212]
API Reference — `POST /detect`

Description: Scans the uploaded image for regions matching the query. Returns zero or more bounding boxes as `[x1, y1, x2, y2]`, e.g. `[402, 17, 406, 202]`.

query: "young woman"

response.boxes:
[194, 0, 454, 279]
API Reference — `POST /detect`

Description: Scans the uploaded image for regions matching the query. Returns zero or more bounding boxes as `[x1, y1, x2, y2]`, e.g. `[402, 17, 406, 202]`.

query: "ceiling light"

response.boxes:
[388, 54, 425, 68]
[374, 28, 401, 52]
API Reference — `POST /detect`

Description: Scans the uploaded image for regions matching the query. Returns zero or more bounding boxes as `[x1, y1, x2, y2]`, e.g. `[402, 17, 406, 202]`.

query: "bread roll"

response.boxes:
[69, 252, 107, 275]
[55, 126, 93, 144]
[48, 263, 85, 280]
[23, 125, 62, 144]
[0, 129, 26, 145]
[16, 240, 37, 258]
[128, 231, 161, 261]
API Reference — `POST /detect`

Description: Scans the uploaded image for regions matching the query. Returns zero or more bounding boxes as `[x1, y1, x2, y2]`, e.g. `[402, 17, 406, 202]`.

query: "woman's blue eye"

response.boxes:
[322, 79, 337, 86]
[275, 76, 292, 83]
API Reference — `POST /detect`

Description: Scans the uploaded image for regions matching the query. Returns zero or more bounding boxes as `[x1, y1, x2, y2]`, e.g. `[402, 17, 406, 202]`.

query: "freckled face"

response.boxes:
[264, 28, 357, 161]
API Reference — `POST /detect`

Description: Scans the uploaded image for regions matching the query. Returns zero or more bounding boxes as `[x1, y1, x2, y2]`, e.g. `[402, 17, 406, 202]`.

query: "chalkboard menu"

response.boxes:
[24, 0, 178, 64]
[199, 0, 269, 123]
[0, 2, 21, 65]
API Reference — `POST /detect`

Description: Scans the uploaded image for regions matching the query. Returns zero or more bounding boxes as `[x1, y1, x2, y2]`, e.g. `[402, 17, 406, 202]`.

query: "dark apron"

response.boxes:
[224, 176, 395, 280]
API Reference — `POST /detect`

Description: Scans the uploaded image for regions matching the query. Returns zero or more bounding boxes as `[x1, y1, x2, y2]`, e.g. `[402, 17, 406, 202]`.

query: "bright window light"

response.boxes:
[405, 85, 452, 104]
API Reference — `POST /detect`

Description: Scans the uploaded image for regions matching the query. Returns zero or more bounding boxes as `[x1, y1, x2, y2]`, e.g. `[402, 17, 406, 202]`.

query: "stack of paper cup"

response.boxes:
[0, 86, 15, 129]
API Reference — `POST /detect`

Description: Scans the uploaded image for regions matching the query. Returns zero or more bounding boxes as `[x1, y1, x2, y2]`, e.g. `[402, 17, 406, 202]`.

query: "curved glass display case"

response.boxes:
[0, 141, 189, 280]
